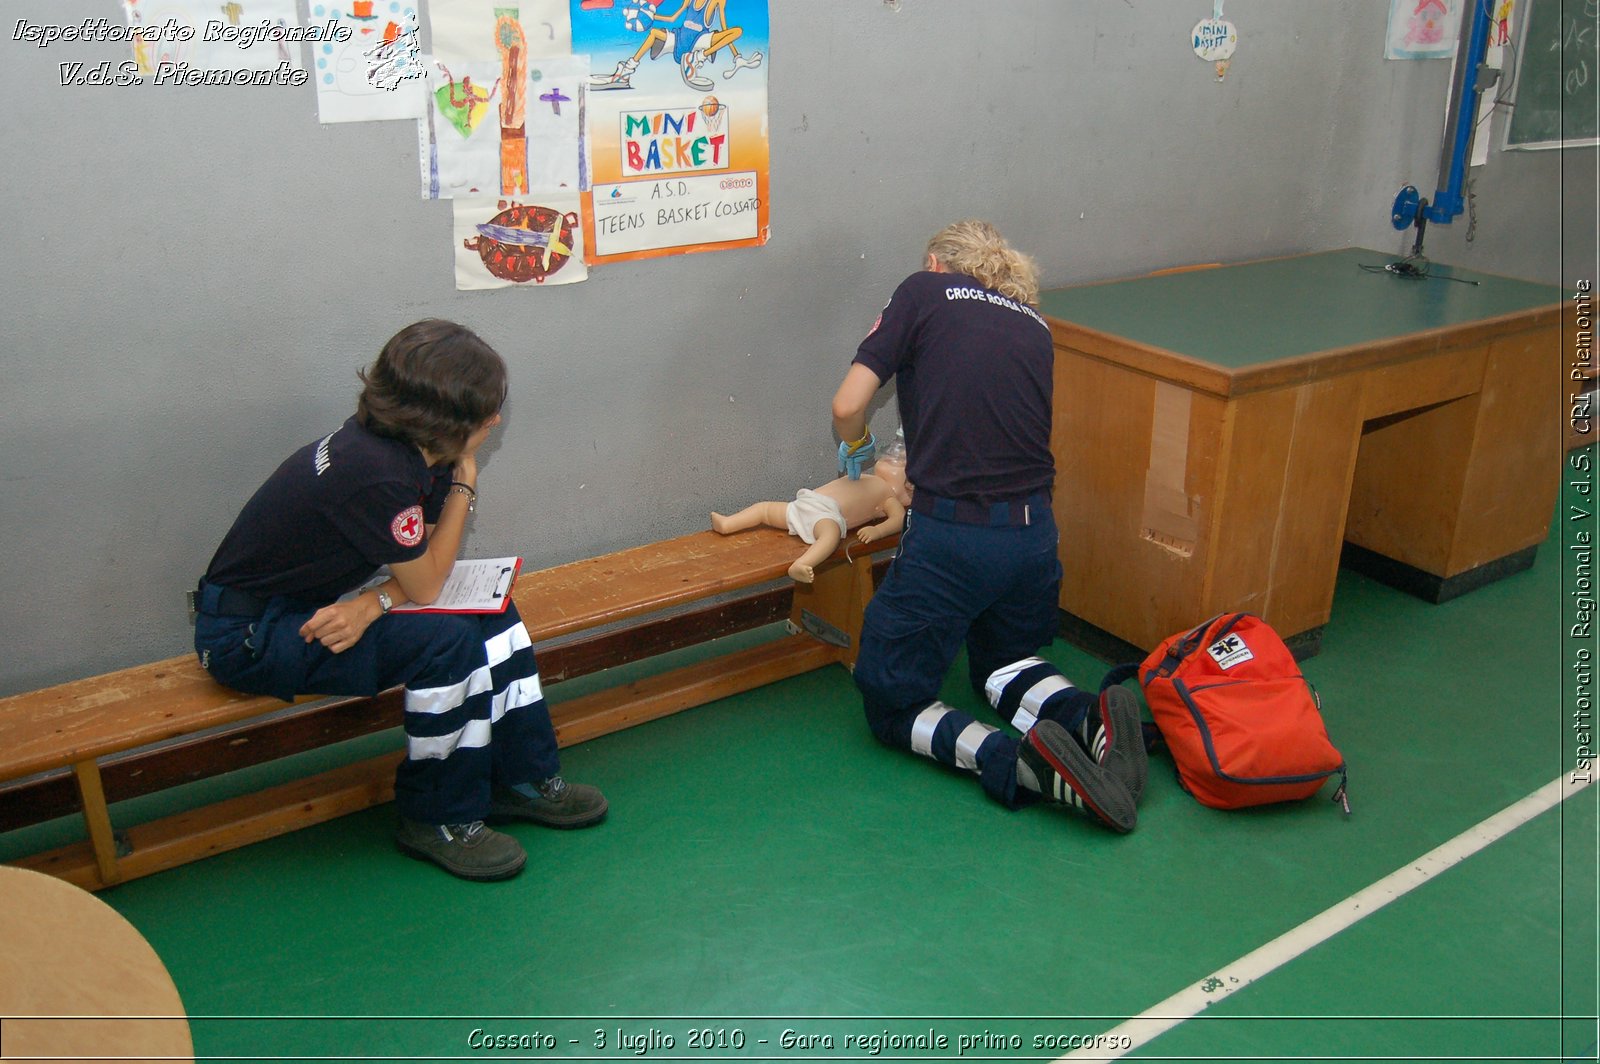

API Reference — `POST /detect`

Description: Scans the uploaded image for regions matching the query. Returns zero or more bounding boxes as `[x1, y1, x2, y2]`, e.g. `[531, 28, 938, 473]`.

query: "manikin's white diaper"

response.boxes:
[786, 489, 848, 544]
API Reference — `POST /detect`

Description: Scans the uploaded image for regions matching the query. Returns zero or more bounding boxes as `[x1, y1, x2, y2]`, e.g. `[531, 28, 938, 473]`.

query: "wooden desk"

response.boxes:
[0, 866, 192, 1061]
[1039, 248, 1566, 656]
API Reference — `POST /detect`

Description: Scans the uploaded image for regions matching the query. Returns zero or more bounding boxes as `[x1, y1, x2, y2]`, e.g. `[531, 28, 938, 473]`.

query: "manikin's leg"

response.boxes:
[710, 501, 788, 534]
[788, 520, 842, 583]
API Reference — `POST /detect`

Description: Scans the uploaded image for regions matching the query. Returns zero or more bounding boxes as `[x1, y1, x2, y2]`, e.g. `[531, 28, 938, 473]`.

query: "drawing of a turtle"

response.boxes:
[463, 200, 579, 284]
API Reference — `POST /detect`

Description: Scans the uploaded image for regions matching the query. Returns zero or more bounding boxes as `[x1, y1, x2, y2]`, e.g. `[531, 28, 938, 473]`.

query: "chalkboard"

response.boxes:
[1508, 0, 1600, 147]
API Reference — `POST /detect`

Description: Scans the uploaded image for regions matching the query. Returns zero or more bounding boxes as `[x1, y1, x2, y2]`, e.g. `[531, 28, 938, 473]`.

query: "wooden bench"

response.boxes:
[0, 527, 897, 891]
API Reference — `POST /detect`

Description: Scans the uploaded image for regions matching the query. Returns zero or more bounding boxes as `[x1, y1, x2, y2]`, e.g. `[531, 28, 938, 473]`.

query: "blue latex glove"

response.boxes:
[837, 431, 876, 480]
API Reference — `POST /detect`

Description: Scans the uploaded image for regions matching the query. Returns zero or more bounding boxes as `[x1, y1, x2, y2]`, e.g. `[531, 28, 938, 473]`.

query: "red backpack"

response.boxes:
[1103, 613, 1348, 812]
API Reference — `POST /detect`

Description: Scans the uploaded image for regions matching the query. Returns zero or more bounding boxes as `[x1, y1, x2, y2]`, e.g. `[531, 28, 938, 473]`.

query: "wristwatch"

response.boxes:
[376, 589, 393, 615]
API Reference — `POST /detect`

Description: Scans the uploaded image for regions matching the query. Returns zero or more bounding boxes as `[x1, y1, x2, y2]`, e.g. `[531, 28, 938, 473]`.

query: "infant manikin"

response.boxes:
[711, 442, 912, 583]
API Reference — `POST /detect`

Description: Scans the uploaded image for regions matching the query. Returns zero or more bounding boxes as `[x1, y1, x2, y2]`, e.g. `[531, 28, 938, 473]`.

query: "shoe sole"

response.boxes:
[486, 796, 609, 830]
[395, 837, 527, 881]
[1100, 687, 1149, 804]
[1028, 721, 1137, 833]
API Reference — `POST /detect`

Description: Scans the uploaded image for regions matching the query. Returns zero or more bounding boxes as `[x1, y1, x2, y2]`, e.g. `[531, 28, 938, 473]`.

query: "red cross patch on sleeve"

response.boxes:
[391, 505, 425, 547]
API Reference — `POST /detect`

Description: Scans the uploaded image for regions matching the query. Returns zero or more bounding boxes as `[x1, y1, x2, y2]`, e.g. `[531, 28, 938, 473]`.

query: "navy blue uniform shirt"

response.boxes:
[853, 270, 1055, 505]
[205, 417, 452, 604]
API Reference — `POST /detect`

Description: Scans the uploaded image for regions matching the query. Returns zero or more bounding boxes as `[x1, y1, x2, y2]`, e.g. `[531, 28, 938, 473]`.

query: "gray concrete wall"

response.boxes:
[1, 0, 1591, 695]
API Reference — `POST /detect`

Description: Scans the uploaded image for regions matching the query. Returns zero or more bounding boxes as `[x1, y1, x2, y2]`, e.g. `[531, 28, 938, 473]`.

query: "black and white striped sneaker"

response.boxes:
[1081, 687, 1148, 805]
[1018, 720, 1137, 833]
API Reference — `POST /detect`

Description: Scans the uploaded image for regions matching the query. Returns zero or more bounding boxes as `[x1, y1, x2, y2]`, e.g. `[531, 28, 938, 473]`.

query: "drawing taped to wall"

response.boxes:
[454, 193, 589, 288]
[425, 59, 505, 197]
[312, 1, 427, 122]
[1386, 0, 1463, 59]
[124, 0, 307, 73]
[1192, 5, 1237, 81]
[524, 54, 590, 188]
[432, 0, 573, 62]
[122, 0, 194, 74]
[423, 54, 589, 199]
[429, 4, 580, 197]
[573, 0, 770, 265]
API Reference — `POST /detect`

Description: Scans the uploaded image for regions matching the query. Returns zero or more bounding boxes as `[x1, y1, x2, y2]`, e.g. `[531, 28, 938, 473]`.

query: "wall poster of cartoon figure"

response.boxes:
[573, 0, 770, 264]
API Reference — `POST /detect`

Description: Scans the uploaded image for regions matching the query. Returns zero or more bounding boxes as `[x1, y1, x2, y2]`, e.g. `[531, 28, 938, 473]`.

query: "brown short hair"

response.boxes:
[926, 220, 1040, 305]
[356, 320, 508, 460]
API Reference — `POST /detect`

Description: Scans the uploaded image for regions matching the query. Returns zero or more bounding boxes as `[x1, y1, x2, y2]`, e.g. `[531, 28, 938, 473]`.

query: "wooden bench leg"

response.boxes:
[789, 546, 883, 670]
[70, 761, 122, 888]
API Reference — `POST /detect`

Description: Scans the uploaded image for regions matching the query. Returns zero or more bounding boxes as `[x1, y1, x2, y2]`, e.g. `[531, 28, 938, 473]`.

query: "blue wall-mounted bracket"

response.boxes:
[1391, 184, 1422, 229]
[1390, 0, 1496, 235]
[1425, 0, 1496, 223]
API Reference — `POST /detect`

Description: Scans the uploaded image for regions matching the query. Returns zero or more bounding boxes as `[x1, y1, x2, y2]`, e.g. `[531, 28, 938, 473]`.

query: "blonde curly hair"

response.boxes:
[925, 219, 1040, 306]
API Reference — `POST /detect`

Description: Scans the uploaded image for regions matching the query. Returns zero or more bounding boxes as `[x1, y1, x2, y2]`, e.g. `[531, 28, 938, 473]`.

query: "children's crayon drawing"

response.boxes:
[422, 53, 589, 200]
[428, 5, 579, 195]
[426, 58, 506, 197]
[312, 1, 427, 123]
[1385, 0, 1462, 59]
[525, 54, 590, 189]
[454, 192, 588, 289]
[431, 0, 573, 63]
[123, 0, 304, 74]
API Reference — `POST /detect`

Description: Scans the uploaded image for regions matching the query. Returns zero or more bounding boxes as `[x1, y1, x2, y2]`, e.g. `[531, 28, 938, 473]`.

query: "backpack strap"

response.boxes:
[1097, 663, 1139, 692]
[1149, 612, 1251, 679]
[1098, 664, 1165, 754]
[1331, 764, 1351, 815]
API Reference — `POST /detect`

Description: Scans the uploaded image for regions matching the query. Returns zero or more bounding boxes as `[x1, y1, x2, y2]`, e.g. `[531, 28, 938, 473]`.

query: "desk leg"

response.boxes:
[1344, 326, 1559, 595]
[71, 761, 122, 888]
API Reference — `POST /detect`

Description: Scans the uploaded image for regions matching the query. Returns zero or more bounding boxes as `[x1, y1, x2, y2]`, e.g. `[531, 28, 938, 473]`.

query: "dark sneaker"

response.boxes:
[1083, 686, 1149, 804]
[1019, 720, 1137, 833]
[488, 776, 608, 829]
[395, 819, 526, 881]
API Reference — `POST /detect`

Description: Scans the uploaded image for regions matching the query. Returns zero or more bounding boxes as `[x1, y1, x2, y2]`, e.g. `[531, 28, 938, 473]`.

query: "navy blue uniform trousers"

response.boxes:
[194, 584, 559, 825]
[853, 505, 1066, 808]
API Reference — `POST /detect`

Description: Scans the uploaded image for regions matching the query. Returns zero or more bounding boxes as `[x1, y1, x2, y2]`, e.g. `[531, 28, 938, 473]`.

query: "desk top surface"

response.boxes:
[1037, 248, 1563, 370]
[0, 866, 193, 1058]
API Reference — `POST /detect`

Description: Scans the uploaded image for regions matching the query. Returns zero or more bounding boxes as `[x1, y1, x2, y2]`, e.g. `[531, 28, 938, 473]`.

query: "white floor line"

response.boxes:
[1060, 769, 1597, 1063]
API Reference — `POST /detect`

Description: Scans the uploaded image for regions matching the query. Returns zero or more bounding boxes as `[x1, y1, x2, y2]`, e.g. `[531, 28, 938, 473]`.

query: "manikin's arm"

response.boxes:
[855, 496, 906, 545]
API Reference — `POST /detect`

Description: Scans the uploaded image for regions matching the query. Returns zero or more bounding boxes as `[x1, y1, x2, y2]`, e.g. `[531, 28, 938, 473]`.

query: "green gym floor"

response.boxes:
[4, 476, 1596, 1063]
